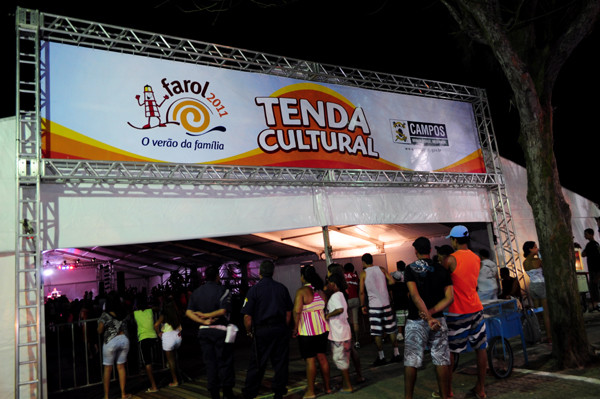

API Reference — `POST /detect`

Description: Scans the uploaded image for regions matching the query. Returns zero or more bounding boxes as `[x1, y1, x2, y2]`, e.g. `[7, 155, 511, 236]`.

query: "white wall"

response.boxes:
[501, 158, 600, 271]
[38, 183, 493, 253]
[0, 117, 16, 399]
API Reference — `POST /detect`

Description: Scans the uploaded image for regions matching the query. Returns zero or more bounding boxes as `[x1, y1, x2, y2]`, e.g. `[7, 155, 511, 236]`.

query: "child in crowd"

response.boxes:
[325, 273, 355, 393]
[154, 298, 183, 387]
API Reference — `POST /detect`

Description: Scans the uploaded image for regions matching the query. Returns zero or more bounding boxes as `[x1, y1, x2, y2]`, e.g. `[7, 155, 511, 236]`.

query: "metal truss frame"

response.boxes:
[15, 8, 43, 399]
[14, 7, 524, 397]
[42, 159, 501, 187]
[39, 12, 482, 101]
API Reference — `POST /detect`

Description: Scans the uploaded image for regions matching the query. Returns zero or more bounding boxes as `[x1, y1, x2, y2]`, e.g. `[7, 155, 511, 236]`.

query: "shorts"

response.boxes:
[139, 338, 157, 365]
[368, 305, 397, 336]
[403, 318, 450, 368]
[162, 329, 182, 351]
[103, 334, 130, 365]
[446, 311, 487, 353]
[529, 282, 546, 300]
[330, 339, 352, 370]
[347, 297, 360, 326]
[298, 332, 328, 359]
[395, 309, 408, 327]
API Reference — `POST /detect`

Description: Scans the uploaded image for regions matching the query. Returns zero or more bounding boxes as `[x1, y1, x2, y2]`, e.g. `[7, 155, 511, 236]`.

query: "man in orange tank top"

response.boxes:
[445, 225, 487, 399]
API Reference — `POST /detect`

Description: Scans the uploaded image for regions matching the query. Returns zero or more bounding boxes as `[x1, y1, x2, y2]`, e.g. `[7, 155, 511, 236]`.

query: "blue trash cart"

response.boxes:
[452, 298, 528, 378]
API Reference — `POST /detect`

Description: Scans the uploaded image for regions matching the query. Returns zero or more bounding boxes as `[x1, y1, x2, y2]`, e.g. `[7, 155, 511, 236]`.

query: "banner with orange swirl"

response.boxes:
[41, 42, 485, 173]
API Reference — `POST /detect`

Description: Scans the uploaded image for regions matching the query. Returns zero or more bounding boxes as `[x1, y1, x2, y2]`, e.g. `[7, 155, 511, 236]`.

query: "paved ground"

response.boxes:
[53, 310, 600, 399]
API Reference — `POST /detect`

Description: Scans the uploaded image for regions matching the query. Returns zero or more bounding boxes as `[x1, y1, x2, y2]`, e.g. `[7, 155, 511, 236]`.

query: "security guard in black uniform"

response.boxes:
[186, 266, 235, 399]
[241, 260, 293, 399]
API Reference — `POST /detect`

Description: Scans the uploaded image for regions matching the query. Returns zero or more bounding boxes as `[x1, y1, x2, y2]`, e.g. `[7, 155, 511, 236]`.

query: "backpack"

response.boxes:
[521, 307, 541, 344]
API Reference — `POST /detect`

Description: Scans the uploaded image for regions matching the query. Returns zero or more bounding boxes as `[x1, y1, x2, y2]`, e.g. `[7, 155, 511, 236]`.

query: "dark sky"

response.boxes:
[3, 0, 599, 207]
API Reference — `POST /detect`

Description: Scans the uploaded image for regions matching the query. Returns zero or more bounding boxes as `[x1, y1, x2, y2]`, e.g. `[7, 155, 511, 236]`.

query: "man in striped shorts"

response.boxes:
[359, 253, 401, 366]
[445, 225, 487, 399]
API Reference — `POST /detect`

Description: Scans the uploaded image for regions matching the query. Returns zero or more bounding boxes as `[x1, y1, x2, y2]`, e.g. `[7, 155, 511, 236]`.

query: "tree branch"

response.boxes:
[544, 0, 600, 99]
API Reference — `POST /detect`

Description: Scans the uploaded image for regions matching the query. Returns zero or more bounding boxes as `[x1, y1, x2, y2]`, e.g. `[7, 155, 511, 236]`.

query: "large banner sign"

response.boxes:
[41, 42, 485, 173]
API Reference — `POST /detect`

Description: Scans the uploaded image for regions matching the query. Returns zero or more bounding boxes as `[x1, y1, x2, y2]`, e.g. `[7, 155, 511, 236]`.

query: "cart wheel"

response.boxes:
[487, 336, 513, 378]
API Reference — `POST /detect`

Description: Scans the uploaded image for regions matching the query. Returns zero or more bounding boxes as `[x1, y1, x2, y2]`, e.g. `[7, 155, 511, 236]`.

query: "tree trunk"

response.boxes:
[519, 98, 591, 368]
[442, 0, 596, 368]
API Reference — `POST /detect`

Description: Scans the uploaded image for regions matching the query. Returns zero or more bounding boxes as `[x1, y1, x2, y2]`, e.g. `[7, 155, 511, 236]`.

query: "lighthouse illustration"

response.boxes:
[135, 85, 169, 129]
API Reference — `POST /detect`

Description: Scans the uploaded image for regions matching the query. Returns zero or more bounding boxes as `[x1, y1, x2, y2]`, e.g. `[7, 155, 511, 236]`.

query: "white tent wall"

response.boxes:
[1, 117, 17, 399]
[40, 184, 493, 252]
[39, 184, 323, 250]
[500, 158, 600, 272]
[321, 186, 492, 225]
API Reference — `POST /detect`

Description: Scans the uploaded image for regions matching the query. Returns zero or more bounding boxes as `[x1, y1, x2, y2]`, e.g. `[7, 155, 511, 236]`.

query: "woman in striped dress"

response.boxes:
[293, 266, 332, 399]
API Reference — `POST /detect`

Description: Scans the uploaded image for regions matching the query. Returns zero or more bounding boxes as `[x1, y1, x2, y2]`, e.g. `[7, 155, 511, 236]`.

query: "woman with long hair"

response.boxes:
[523, 241, 551, 343]
[97, 291, 132, 399]
[293, 265, 332, 398]
[155, 297, 183, 387]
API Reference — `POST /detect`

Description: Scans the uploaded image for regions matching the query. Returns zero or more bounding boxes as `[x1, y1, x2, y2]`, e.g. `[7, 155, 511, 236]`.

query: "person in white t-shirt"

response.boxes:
[325, 273, 354, 393]
[477, 249, 499, 301]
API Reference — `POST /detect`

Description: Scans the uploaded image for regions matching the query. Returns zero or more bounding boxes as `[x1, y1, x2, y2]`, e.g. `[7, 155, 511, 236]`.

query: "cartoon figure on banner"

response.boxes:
[132, 85, 170, 129]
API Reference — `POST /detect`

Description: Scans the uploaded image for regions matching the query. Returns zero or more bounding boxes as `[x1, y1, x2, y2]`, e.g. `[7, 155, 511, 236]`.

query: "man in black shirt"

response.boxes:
[404, 237, 454, 399]
[241, 260, 293, 399]
[186, 266, 235, 399]
[583, 228, 600, 311]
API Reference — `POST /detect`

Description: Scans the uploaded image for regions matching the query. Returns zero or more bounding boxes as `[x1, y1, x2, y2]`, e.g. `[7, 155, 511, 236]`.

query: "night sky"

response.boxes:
[2, 0, 599, 207]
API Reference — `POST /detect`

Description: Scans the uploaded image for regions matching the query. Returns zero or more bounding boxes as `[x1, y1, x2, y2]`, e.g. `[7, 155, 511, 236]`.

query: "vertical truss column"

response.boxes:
[488, 183, 528, 295]
[472, 88, 528, 303]
[15, 8, 43, 399]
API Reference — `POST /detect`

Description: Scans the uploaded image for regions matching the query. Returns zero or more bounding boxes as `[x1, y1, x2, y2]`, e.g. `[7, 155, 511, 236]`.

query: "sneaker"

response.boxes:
[354, 342, 361, 349]
[372, 357, 387, 367]
[390, 354, 402, 363]
[396, 333, 404, 341]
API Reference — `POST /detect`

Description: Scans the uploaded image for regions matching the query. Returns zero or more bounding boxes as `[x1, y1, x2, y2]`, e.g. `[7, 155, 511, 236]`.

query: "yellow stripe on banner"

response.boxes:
[42, 119, 162, 162]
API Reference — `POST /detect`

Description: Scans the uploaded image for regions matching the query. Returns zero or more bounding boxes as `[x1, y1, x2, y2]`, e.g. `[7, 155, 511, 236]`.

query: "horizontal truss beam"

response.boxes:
[39, 12, 482, 101]
[42, 159, 500, 188]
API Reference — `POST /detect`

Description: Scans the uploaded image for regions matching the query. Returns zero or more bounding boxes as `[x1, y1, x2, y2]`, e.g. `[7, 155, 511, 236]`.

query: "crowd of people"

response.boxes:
[44, 278, 198, 398]
[47, 224, 600, 399]
[177, 224, 518, 399]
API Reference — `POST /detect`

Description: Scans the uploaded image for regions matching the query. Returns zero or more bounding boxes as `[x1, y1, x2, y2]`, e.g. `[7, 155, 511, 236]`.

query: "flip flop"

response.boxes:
[340, 388, 354, 394]
[169, 382, 180, 387]
[302, 395, 317, 399]
[146, 387, 159, 393]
